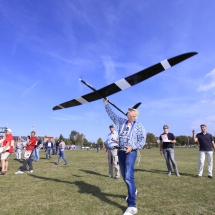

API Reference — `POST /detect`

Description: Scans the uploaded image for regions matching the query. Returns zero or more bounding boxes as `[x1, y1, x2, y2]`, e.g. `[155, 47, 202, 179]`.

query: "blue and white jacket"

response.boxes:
[105, 104, 146, 150]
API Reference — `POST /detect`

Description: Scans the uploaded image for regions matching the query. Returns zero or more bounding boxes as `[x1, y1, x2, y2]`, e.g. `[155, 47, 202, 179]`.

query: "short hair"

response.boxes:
[200, 124, 206, 127]
[163, 125, 169, 129]
[31, 131, 36, 134]
[109, 124, 115, 128]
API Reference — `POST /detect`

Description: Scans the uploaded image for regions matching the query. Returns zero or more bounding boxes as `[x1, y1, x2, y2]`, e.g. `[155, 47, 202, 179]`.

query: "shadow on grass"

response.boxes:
[80, 169, 107, 177]
[28, 174, 126, 211]
[135, 168, 196, 177]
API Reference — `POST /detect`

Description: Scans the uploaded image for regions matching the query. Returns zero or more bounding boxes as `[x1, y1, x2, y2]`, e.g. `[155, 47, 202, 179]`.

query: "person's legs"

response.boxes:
[163, 148, 172, 174]
[49, 149, 52, 159]
[112, 149, 120, 178]
[108, 149, 113, 177]
[16, 150, 19, 159]
[35, 148, 40, 161]
[118, 150, 126, 179]
[18, 149, 22, 160]
[46, 148, 50, 159]
[5, 160, 8, 171]
[27, 158, 33, 171]
[168, 148, 179, 175]
[118, 150, 137, 207]
[207, 151, 213, 176]
[20, 159, 28, 172]
[31, 149, 36, 161]
[61, 151, 68, 164]
[57, 152, 61, 163]
[198, 151, 205, 176]
[124, 151, 137, 207]
[1, 159, 6, 172]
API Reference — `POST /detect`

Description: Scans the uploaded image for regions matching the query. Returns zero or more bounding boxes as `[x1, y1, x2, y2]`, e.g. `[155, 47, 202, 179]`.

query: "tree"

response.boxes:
[146, 132, 157, 144]
[97, 138, 104, 148]
[69, 130, 79, 145]
[176, 135, 189, 146]
[59, 134, 64, 140]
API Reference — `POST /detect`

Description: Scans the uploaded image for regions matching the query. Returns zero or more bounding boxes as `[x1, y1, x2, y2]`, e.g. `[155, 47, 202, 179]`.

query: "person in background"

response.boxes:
[55, 139, 68, 165]
[105, 124, 120, 179]
[159, 125, 180, 177]
[0, 128, 14, 175]
[55, 140, 60, 155]
[45, 138, 53, 160]
[15, 131, 37, 174]
[34, 136, 42, 162]
[52, 141, 56, 155]
[192, 124, 215, 178]
[16, 137, 23, 161]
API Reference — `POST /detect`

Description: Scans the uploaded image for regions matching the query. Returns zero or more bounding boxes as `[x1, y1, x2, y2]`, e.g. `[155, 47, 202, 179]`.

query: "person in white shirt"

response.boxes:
[105, 124, 120, 179]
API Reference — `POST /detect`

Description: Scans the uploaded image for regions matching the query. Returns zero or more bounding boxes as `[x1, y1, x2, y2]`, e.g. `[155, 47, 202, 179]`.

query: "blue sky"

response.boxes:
[0, 1, 215, 142]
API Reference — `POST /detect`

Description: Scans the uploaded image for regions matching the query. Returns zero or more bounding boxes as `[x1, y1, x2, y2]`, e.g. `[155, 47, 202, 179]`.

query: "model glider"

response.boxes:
[53, 52, 197, 111]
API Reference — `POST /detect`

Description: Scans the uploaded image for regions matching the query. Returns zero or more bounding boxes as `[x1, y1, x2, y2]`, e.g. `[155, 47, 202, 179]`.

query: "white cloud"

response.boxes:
[198, 69, 215, 91]
[18, 82, 39, 99]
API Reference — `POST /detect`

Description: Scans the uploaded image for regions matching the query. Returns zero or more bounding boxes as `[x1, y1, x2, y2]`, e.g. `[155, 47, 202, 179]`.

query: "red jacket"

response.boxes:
[26, 137, 37, 150]
[3, 134, 14, 153]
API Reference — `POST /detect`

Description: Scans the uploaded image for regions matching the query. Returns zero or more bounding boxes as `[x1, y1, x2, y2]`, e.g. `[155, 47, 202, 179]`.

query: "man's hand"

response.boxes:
[125, 146, 133, 153]
[160, 150, 163, 155]
[103, 98, 108, 105]
[111, 138, 118, 142]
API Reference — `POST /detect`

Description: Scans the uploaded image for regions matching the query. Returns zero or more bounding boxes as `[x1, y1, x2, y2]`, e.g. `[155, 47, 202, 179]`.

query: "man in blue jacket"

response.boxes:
[45, 138, 53, 160]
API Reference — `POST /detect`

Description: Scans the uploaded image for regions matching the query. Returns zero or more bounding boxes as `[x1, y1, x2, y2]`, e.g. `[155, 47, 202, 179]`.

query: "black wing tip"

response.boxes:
[53, 106, 62, 111]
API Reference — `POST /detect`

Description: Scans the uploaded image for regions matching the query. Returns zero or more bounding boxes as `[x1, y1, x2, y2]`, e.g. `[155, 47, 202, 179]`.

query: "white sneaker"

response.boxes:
[123, 207, 138, 215]
[126, 190, 138, 201]
[15, 170, 24, 174]
[28, 170, 33, 173]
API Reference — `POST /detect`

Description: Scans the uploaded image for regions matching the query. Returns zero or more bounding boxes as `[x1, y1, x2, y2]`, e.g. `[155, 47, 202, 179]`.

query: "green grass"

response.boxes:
[1, 148, 215, 215]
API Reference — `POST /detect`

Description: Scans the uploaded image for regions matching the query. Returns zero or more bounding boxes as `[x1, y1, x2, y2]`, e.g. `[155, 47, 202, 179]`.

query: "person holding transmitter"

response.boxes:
[103, 98, 146, 215]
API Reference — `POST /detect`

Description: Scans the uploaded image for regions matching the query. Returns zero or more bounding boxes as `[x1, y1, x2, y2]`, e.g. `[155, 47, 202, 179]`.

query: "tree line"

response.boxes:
[55, 130, 104, 148]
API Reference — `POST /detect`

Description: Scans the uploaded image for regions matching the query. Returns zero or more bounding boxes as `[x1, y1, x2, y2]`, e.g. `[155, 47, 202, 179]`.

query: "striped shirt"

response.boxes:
[105, 104, 146, 150]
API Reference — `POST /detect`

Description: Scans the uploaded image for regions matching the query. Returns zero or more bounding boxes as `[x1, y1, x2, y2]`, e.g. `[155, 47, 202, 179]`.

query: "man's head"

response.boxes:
[31, 131, 36, 137]
[37, 136, 40, 140]
[5, 128, 12, 135]
[127, 108, 139, 122]
[200, 124, 207, 133]
[163, 125, 169, 133]
[109, 124, 115, 132]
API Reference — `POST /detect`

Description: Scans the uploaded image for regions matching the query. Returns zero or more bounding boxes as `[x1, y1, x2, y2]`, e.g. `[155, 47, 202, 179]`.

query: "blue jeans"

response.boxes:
[46, 148, 52, 159]
[163, 148, 179, 175]
[35, 148, 40, 161]
[118, 150, 137, 207]
[58, 151, 68, 164]
[31, 149, 36, 160]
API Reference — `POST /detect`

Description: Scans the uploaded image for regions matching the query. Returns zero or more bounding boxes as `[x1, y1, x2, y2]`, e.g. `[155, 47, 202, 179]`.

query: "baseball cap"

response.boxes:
[5, 128, 12, 132]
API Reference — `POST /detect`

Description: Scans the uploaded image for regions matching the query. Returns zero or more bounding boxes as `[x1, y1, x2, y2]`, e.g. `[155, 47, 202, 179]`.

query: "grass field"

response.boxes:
[1, 148, 215, 215]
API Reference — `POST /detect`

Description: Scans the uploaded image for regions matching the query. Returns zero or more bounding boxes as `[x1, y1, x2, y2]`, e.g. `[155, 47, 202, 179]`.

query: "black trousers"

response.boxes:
[20, 158, 33, 171]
